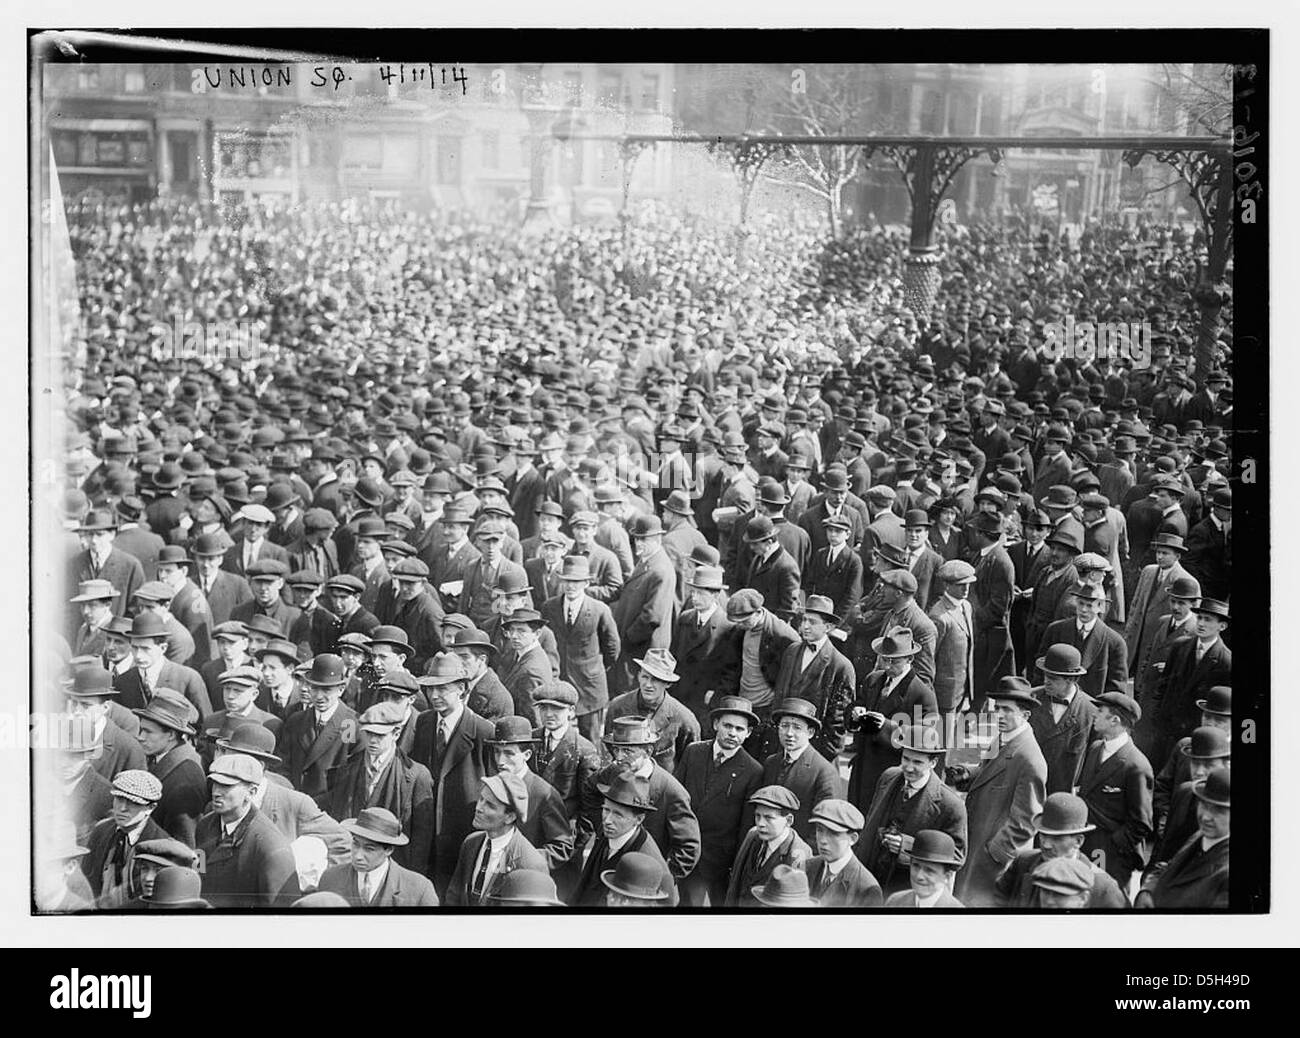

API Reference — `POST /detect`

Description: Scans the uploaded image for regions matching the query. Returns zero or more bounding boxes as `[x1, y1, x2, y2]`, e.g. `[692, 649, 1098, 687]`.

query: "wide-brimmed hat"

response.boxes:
[708, 695, 760, 728]
[633, 648, 680, 683]
[596, 771, 657, 811]
[341, 806, 409, 846]
[871, 626, 920, 658]
[798, 594, 841, 625]
[1192, 598, 1230, 621]
[1150, 531, 1186, 553]
[70, 579, 118, 603]
[418, 653, 468, 687]
[601, 852, 670, 901]
[771, 697, 821, 732]
[988, 676, 1040, 707]
[1032, 792, 1096, 835]
[1037, 643, 1087, 677]
[215, 721, 282, 765]
[751, 864, 817, 907]
[502, 608, 546, 630]
[603, 716, 658, 747]
[133, 688, 197, 737]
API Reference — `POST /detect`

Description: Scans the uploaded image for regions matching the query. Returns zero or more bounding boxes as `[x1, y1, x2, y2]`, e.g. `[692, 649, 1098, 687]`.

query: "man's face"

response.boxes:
[825, 488, 847, 510]
[103, 633, 131, 663]
[881, 653, 910, 679]
[136, 860, 166, 899]
[1038, 832, 1084, 860]
[753, 805, 791, 844]
[977, 498, 1000, 517]
[429, 681, 465, 716]
[261, 654, 291, 687]
[813, 824, 855, 861]
[371, 644, 403, 673]
[993, 701, 1026, 734]
[362, 726, 397, 762]
[1196, 801, 1230, 842]
[309, 683, 341, 712]
[479, 537, 503, 563]
[136, 717, 174, 759]
[80, 600, 109, 624]
[1043, 673, 1073, 700]
[778, 716, 812, 754]
[244, 520, 270, 544]
[450, 647, 483, 681]
[1092, 706, 1123, 739]
[904, 526, 926, 549]
[503, 623, 534, 652]
[1154, 547, 1179, 568]
[899, 748, 935, 787]
[1153, 489, 1175, 510]
[1039, 889, 1088, 909]
[421, 490, 448, 514]
[473, 788, 515, 833]
[210, 780, 255, 820]
[571, 523, 594, 547]
[1213, 505, 1231, 524]
[1196, 615, 1226, 641]
[350, 835, 391, 874]
[214, 636, 245, 666]
[1048, 545, 1073, 568]
[442, 520, 470, 542]
[713, 713, 750, 753]
[493, 743, 531, 774]
[292, 586, 321, 609]
[1201, 711, 1230, 734]
[632, 534, 660, 561]
[636, 671, 671, 708]
[1189, 756, 1228, 782]
[537, 703, 569, 731]
[825, 526, 848, 550]
[110, 794, 150, 831]
[799, 612, 829, 646]
[156, 562, 185, 587]
[733, 609, 764, 632]
[1025, 525, 1047, 546]
[354, 537, 380, 563]
[81, 530, 114, 557]
[361, 460, 384, 481]
[251, 577, 282, 607]
[130, 637, 165, 670]
[328, 590, 359, 615]
[1074, 596, 1101, 625]
[601, 799, 641, 841]
[909, 860, 950, 900]
[196, 554, 222, 580]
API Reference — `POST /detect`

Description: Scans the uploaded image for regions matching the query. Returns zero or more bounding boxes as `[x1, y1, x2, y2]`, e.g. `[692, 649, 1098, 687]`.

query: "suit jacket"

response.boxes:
[532, 725, 601, 832]
[389, 590, 445, 674]
[289, 536, 341, 581]
[757, 748, 844, 842]
[168, 581, 213, 666]
[317, 858, 440, 907]
[1183, 516, 1230, 601]
[1135, 611, 1197, 702]
[928, 593, 974, 712]
[1125, 562, 1198, 667]
[221, 536, 291, 579]
[113, 661, 213, 719]
[1037, 618, 1129, 698]
[1146, 834, 1229, 909]
[1029, 690, 1099, 794]
[848, 668, 937, 809]
[524, 557, 565, 606]
[774, 639, 855, 753]
[258, 779, 352, 865]
[410, 707, 494, 886]
[971, 544, 1015, 633]
[541, 593, 620, 716]
[585, 762, 702, 881]
[149, 742, 207, 847]
[71, 547, 144, 625]
[81, 816, 169, 904]
[315, 604, 381, 654]
[1024, 564, 1079, 659]
[193, 805, 296, 908]
[464, 670, 514, 722]
[669, 606, 736, 723]
[798, 502, 866, 556]
[427, 539, 482, 604]
[325, 750, 435, 875]
[498, 643, 555, 719]
[67, 766, 114, 844]
[859, 767, 968, 895]
[445, 828, 549, 906]
[511, 769, 576, 872]
[674, 741, 764, 880]
[458, 556, 525, 627]
[955, 724, 1047, 907]
[908, 546, 945, 612]
[114, 525, 165, 580]
[725, 826, 812, 906]
[884, 888, 965, 908]
[1151, 637, 1231, 750]
[275, 703, 359, 805]
[805, 853, 884, 907]
[803, 544, 864, 621]
[197, 569, 254, 626]
[743, 545, 801, 623]
[611, 547, 678, 664]
[568, 824, 671, 907]
[996, 847, 1129, 908]
[1031, 451, 1073, 503]
[1077, 737, 1154, 879]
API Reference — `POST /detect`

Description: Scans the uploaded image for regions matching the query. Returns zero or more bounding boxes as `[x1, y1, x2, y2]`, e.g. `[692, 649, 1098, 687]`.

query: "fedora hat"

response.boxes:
[708, 695, 760, 728]
[634, 648, 681, 683]
[502, 608, 546, 630]
[628, 514, 664, 538]
[1040, 485, 1078, 509]
[1151, 531, 1187, 553]
[65, 664, 118, 700]
[486, 716, 538, 746]
[601, 851, 670, 901]
[751, 864, 817, 907]
[451, 628, 498, 657]
[871, 626, 920, 658]
[687, 564, 726, 591]
[558, 555, 591, 582]
[1046, 526, 1083, 553]
[603, 716, 658, 748]
[1037, 643, 1087, 677]
[799, 594, 840, 625]
[143, 866, 210, 909]
[908, 828, 963, 866]
[988, 675, 1040, 707]
[873, 541, 910, 567]
[215, 721, 282, 765]
[420, 653, 469, 687]
[596, 771, 657, 811]
[342, 806, 409, 846]
[69, 579, 118, 603]
[1032, 792, 1096, 835]
[771, 697, 821, 732]
[1191, 766, 1230, 807]
[133, 688, 197, 737]
[662, 490, 694, 516]
[1192, 598, 1230, 621]
[1196, 685, 1232, 717]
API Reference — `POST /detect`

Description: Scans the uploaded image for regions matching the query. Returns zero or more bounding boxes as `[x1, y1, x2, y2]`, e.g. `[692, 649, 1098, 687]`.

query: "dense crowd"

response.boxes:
[37, 194, 1234, 910]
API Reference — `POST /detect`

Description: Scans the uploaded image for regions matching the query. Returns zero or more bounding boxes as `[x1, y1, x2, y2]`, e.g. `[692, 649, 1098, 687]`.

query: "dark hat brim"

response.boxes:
[341, 818, 409, 846]
[600, 870, 670, 900]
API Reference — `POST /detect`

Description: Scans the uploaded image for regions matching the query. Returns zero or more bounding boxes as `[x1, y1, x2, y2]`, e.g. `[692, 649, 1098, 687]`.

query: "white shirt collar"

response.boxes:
[314, 700, 340, 725]
[356, 856, 390, 898]
[440, 702, 464, 735]
[824, 851, 854, 876]
[784, 742, 809, 763]
[1201, 833, 1230, 852]
[607, 827, 639, 855]
[914, 887, 946, 908]
[1101, 731, 1130, 756]
[803, 636, 828, 657]
[695, 602, 717, 625]
[713, 740, 739, 763]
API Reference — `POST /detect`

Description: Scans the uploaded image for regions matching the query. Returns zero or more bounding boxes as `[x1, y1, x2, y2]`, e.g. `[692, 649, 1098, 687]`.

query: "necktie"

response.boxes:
[140, 670, 152, 703]
[1196, 642, 1207, 662]
[436, 722, 448, 759]
[471, 841, 491, 902]
[313, 714, 324, 740]
[245, 542, 255, 571]
[783, 754, 795, 769]
[714, 750, 725, 769]
[110, 830, 129, 886]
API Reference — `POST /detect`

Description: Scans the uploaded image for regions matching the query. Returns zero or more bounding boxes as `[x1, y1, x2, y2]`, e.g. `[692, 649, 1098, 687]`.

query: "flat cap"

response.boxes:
[111, 769, 163, 804]
[808, 798, 865, 833]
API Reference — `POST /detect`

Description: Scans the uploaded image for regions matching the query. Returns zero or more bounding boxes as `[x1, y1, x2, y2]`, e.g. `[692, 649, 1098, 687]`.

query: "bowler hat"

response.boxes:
[708, 695, 760, 728]
[302, 653, 347, 686]
[770, 697, 821, 731]
[603, 716, 658, 747]
[367, 625, 414, 656]
[1183, 726, 1231, 760]
[894, 724, 947, 756]
[596, 771, 657, 811]
[1070, 582, 1108, 602]
[557, 555, 591, 582]
[451, 628, 498, 657]
[744, 515, 777, 543]
[752, 864, 817, 906]
[967, 511, 1003, 537]
[1196, 686, 1232, 716]
[1191, 767, 1230, 807]
[488, 869, 565, 906]
[133, 688, 197, 736]
[493, 570, 533, 596]
[1165, 576, 1199, 600]
[143, 866, 210, 909]
[1037, 643, 1087, 677]
[988, 675, 1040, 707]
[819, 469, 849, 491]
[908, 829, 963, 866]
[128, 613, 169, 641]
[601, 852, 670, 901]
[341, 806, 409, 846]
[628, 514, 664, 538]
[486, 716, 538, 746]
[1033, 792, 1096, 835]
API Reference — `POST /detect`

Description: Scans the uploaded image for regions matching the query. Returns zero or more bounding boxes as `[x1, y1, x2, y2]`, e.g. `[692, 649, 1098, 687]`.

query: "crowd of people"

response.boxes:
[36, 193, 1234, 910]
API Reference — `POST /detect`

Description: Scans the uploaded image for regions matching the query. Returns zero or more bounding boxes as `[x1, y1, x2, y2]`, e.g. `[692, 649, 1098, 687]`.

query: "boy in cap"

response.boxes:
[195, 753, 296, 908]
[726, 785, 812, 907]
[531, 681, 602, 834]
[1029, 856, 1096, 909]
[1076, 692, 1153, 892]
[81, 769, 168, 908]
[802, 512, 864, 623]
[446, 774, 549, 906]
[804, 799, 883, 906]
[317, 807, 440, 907]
